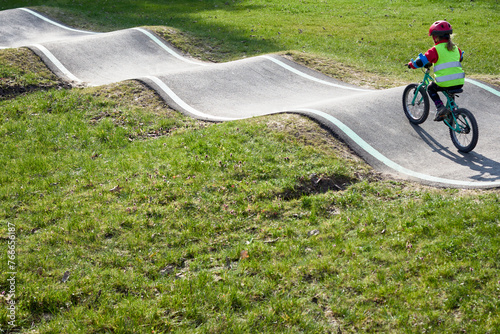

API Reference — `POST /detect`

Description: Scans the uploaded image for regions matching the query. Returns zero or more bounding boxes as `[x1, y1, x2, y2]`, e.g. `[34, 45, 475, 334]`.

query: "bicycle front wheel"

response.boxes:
[448, 108, 478, 153]
[402, 83, 429, 124]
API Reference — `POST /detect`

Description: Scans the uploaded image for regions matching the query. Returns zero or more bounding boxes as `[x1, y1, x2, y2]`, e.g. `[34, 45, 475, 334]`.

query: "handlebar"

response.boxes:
[407, 61, 433, 70]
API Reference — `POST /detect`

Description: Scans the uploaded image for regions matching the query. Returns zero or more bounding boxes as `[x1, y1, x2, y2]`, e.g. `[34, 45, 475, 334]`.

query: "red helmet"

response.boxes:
[429, 21, 453, 36]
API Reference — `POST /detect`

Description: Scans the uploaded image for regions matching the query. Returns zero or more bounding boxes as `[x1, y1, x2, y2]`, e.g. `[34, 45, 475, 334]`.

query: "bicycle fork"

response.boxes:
[411, 83, 426, 106]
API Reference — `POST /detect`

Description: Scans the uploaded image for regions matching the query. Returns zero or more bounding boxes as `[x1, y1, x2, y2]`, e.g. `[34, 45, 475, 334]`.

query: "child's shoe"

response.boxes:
[434, 105, 450, 121]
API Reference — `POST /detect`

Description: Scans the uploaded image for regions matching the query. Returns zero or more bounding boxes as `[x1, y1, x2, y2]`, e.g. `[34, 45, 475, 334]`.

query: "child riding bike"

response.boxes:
[407, 20, 465, 121]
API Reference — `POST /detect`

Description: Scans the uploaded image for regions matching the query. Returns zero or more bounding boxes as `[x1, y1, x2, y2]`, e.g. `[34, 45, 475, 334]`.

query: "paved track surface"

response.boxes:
[2, 8, 500, 188]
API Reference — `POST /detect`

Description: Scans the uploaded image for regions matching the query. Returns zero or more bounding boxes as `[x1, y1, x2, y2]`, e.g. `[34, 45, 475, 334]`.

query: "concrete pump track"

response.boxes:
[2, 8, 500, 188]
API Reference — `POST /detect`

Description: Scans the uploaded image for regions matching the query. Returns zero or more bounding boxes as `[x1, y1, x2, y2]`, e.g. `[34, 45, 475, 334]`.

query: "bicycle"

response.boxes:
[402, 63, 478, 153]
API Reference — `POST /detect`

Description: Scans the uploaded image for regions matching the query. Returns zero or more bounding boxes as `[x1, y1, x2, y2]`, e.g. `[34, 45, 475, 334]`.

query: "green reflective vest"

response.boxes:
[434, 43, 465, 87]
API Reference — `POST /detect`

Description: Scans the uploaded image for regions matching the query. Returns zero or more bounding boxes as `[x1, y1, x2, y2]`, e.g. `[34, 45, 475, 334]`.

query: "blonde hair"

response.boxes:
[443, 35, 456, 51]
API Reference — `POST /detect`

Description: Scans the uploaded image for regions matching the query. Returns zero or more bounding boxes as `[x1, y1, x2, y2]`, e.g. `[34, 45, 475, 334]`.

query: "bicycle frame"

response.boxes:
[413, 68, 468, 132]
[404, 64, 478, 152]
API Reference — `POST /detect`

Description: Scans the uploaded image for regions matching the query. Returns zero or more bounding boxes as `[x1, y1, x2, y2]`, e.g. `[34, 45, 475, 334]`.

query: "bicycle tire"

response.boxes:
[448, 108, 478, 153]
[402, 83, 429, 124]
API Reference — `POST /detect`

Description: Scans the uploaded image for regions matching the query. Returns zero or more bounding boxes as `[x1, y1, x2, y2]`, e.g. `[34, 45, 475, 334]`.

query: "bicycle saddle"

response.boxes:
[446, 88, 463, 94]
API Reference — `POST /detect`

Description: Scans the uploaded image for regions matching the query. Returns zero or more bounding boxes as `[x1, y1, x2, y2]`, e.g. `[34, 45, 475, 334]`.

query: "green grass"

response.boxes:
[1, 48, 500, 333]
[1, 0, 499, 84]
[1, 1, 500, 333]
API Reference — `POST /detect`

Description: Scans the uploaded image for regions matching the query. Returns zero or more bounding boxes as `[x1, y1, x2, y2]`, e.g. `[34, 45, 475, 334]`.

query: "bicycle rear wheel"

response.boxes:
[448, 108, 478, 153]
[402, 83, 429, 124]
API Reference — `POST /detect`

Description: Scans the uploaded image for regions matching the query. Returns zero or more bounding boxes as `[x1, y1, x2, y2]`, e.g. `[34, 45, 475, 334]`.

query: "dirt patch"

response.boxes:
[0, 82, 71, 98]
[262, 113, 385, 198]
[280, 173, 356, 200]
[0, 48, 67, 99]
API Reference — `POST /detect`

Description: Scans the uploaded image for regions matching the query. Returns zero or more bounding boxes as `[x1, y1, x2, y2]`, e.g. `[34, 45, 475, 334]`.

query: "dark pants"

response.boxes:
[427, 82, 464, 108]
